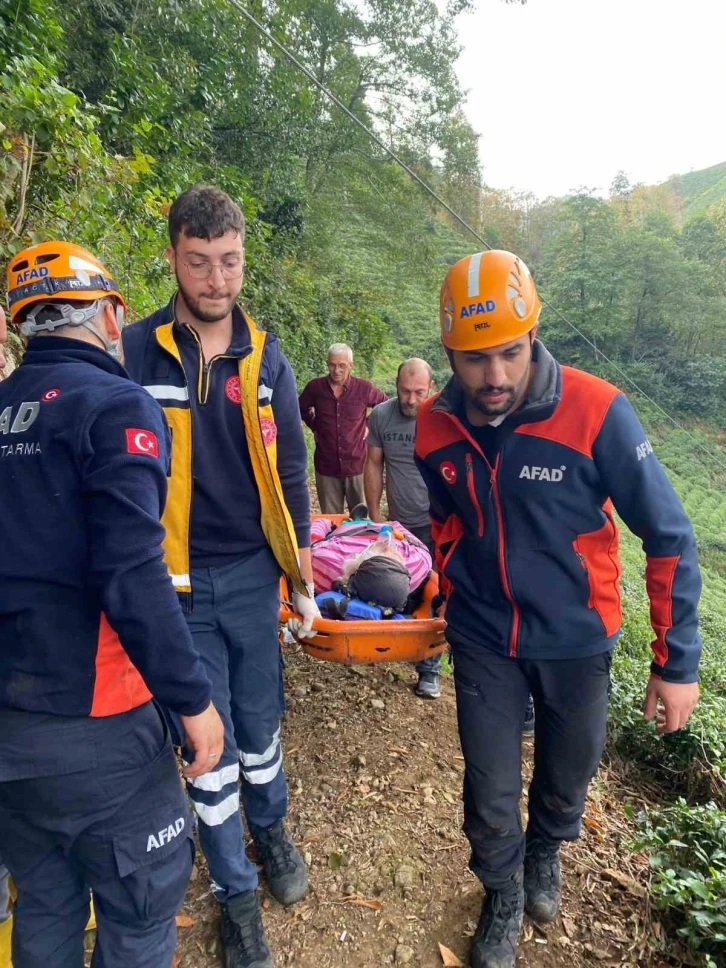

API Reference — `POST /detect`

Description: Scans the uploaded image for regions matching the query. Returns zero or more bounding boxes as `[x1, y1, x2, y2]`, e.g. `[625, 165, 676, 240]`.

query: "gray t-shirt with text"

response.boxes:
[367, 398, 429, 530]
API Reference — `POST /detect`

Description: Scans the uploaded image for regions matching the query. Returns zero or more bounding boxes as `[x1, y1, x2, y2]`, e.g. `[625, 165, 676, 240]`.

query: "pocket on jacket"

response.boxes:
[573, 518, 622, 637]
[436, 513, 464, 575]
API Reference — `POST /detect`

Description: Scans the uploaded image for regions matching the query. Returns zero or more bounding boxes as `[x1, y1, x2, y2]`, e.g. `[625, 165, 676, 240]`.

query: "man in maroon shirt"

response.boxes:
[299, 343, 387, 513]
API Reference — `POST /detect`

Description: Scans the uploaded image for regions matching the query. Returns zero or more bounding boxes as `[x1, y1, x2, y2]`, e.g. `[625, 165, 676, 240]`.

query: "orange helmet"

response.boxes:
[440, 250, 541, 351]
[6, 241, 126, 325]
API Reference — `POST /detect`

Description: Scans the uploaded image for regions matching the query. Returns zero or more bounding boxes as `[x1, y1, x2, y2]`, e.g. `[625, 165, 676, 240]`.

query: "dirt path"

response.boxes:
[172, 649, 690, 968]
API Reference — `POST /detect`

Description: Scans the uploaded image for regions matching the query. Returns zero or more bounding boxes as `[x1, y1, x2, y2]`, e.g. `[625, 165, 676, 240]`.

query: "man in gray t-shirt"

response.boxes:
[364, 358, 443, 698]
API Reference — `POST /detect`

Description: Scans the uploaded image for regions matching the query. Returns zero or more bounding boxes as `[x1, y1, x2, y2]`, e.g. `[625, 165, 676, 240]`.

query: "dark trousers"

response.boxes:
[169, 550, 287, 902]
[451, 642, 611, 890]
[0, 702, 194, 968]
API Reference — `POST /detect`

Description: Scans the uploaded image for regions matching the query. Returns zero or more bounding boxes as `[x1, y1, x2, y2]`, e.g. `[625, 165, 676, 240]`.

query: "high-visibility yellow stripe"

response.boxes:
[240, 323, 306, 595]
[155, 323, 192, 592]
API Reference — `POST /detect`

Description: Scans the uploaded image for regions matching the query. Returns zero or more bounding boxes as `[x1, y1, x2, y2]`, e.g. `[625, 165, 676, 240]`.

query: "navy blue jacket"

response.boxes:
[123, 302, 311, 569]
[415, 342, 702, 683]
[0, 338, 212, 717]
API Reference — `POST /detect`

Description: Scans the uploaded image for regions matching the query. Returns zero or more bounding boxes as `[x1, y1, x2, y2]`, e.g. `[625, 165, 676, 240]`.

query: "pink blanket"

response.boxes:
[311, 519, 432, 593]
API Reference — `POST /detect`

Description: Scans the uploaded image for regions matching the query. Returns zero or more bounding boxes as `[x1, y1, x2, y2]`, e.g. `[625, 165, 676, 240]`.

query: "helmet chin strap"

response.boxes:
[21, 300, 125, 355]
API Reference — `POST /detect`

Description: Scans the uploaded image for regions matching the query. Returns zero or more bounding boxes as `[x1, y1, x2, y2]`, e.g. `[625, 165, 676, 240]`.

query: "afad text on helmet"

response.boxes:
[15, 267, 49, 284]
[459, 300, 496, 318]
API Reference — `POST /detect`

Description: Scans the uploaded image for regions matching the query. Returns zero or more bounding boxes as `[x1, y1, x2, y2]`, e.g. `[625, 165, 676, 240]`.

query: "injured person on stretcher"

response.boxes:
[310, 509, 433, 621]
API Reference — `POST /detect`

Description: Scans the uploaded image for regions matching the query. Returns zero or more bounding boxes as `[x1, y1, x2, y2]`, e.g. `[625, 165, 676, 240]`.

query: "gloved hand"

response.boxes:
[288, 584, 321, 640]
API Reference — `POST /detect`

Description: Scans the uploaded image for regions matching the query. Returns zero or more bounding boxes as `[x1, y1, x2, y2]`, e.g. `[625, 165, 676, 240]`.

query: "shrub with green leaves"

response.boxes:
[632, 799, 726, 957]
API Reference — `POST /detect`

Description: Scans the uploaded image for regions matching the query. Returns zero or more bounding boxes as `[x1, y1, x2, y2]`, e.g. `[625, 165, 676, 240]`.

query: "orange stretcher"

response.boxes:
[279, 515, 446, 665]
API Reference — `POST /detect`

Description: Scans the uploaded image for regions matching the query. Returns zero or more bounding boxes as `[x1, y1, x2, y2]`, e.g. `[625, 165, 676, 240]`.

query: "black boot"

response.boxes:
[470, 870, 524, 968]
[221, 890, 274, 968]
[250, 820, 309, 906]
[524, 835, 561, 922]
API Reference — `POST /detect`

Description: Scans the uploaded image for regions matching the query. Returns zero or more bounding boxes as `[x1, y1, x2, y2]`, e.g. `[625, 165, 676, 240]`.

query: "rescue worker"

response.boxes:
[299, 343, 387, 514]
[122, 185, 318, 968]
[414, 250, 702, 968]
[0, 243, 224, 968]
[364, 358, 444, 698]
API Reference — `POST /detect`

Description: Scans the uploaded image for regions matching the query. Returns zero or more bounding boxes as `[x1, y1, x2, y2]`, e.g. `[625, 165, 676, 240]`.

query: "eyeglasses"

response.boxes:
[182, 258, 246, 280]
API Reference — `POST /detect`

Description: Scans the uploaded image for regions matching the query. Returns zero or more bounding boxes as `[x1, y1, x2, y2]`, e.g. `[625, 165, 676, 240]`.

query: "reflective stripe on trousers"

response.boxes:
[168, 549, 288, 902]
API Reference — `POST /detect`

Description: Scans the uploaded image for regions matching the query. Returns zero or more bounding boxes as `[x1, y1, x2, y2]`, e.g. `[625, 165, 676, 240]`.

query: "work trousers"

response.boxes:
[314, 472, 365, 515]
[169, 549, 287, 902]
[405, 522, 443, 676]
[451, 639, 611, 890]
[0, 702, 194, 968]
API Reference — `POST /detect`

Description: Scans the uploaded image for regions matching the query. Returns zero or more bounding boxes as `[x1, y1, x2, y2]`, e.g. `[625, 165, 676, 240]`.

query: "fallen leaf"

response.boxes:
[602, 868, 646, 898]
[342, 895, 382, 911]
[562, 916, 577, 939]
[171, 955, 181, 968]
[175, 914, 195, 928]
[438, 941, 463, 966]
[583, 815, 606, 838]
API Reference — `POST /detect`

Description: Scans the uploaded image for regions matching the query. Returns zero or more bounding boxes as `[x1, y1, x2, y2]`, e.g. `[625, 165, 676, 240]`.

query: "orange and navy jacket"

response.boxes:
[0, 338, 212, 717]
[414, 341, 702, 683]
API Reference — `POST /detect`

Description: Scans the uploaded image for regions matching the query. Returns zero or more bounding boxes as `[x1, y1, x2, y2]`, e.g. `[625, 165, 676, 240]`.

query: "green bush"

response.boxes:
[632, 799, 726, 958]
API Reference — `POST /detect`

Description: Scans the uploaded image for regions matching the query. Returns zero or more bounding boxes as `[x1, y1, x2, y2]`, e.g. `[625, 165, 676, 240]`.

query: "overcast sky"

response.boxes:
[455, 0, 726, 199]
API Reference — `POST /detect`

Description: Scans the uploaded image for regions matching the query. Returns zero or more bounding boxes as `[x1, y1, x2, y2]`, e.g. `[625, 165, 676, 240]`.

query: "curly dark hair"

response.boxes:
[168, 185, 245, 247]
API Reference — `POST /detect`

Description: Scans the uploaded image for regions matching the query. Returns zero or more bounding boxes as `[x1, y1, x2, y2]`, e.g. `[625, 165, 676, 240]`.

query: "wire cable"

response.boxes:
[225, 0, 726, 475]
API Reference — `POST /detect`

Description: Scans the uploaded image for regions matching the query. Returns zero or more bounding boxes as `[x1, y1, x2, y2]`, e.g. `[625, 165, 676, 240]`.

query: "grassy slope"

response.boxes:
[669, 161, 726, 216]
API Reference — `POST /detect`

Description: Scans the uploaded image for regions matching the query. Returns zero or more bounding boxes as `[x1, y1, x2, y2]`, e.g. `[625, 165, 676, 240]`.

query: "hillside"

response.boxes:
[667, 160, 726, 215]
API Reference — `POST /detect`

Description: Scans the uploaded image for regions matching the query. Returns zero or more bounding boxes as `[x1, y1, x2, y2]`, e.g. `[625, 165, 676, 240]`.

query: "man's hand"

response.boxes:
[289, 589, 321, 640]
[180, 702, 225, 778]
[643, 674, 699, 734]
[431, 593, 447, 620]
[0, 304, 7, 372]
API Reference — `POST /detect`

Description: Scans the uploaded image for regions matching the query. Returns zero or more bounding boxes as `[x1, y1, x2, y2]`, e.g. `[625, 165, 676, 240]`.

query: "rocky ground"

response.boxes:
[163, 647, 691, 968]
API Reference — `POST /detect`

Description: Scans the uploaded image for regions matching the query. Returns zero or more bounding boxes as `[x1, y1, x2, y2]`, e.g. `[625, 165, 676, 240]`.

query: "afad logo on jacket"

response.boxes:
[519, 464, 566, 482]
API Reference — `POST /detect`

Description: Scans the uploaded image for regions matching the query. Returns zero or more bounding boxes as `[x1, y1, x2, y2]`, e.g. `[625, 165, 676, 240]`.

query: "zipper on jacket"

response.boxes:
[490, 454, 521, 657]
[187, 325, 232, 405]
[465, 453, 485, 537]
[575, 549, 594, 608]
[438, 409, 522, 657]
[200, 354, 232, 405]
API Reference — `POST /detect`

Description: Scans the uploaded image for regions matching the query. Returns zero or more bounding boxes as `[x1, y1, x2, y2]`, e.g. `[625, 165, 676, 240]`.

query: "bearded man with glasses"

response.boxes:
[122, 185, 318, 968]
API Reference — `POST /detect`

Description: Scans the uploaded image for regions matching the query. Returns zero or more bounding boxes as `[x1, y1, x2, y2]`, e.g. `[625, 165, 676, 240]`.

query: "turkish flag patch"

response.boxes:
[439, 460, 457, 485]
[125, 428, 160, 458]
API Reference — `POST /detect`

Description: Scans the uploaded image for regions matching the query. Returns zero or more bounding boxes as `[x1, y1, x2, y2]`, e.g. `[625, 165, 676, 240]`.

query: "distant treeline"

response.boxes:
[1, 0, 725, 421]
